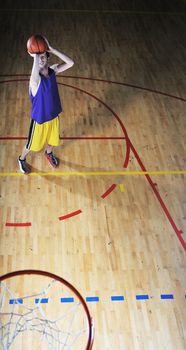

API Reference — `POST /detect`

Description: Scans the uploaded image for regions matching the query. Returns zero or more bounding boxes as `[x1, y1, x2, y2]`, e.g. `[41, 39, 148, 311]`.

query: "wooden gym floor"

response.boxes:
[0, 1, 186, 349]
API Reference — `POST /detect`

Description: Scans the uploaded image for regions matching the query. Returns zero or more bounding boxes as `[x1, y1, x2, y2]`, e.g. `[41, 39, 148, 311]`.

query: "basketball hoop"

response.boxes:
[0, 270, 94, 349]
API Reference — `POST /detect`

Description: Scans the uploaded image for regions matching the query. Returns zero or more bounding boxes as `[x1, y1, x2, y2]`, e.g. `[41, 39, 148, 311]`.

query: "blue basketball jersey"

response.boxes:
[30, 68, 62, 124]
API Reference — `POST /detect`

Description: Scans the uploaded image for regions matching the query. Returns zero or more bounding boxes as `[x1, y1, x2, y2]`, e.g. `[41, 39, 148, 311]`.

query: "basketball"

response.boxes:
[27, 34, 49, 54]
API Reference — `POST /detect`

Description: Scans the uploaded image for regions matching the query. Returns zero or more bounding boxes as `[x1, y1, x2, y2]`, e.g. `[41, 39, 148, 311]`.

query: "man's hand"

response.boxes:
[28, 52, 37, 58]
[43, 37, 52, 52]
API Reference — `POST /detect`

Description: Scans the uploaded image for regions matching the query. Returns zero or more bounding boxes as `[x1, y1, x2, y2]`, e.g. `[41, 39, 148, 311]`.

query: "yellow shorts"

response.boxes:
[26, 116, 60, 152]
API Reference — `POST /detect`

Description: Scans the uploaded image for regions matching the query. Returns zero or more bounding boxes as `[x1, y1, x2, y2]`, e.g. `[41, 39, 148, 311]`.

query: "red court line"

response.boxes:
[59, 137, 125, 140]
[0, 136, 125, 140]
[0, 78, 29, 84]
[59, 210, 82, 221]
[0, 137, 27, 140]
[62, 76, 186, 102]
[0, 74, 185, 101]
[0, 78, 185, 251]
[129, 142, 186, 251]
[101, 184, 117, 199]
[0, 79, 130, 168]
[5, 222, 32, 227]
[59, 82, 131, 169]
[58, 82, 185, 252]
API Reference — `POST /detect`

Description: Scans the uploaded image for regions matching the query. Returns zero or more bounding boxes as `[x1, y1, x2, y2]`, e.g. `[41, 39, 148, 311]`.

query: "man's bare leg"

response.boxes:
[45, 144, 59, 167]
[18, 146, 31, 174]
[20, 146, 30, 160]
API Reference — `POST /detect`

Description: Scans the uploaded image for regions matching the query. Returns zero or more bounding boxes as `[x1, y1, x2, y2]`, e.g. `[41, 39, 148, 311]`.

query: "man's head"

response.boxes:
[38, 52, 50, 70]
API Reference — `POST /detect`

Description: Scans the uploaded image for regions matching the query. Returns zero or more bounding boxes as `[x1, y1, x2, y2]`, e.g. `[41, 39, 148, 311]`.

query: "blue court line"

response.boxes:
[160, 294, 174, 299]
[35, 298, 48, 304]
[8, 294, 185, 304]
[136, 295, 149, 300]
[60, 297, 74, 303]
[86, 296, 99, 302]
[9, 299, 23, 304]
[111, 296, 125, 301]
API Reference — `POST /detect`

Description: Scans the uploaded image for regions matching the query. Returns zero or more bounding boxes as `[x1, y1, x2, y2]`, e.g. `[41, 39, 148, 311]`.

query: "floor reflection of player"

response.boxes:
[18, 37, 74, 174]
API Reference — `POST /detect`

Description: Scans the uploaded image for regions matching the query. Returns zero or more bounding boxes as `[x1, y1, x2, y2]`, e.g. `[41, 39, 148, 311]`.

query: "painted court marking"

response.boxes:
[8, 293, 183, 305]
[61, 297, 74, 303]
[5, 222, 32, 227]
[0, 171, 186, 176]
[111, 296, 125, 301]
[35, 298, 48, 304]
[58, 210, 82, 221]
[136, 295, 149, 300]
[101, 184, 117, 199]
[0, 136, 125, 140]
[0, 77, 185, 252]
[160, 294, 174, 300]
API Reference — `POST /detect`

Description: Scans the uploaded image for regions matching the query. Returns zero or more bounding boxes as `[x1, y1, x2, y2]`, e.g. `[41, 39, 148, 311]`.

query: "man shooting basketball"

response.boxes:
[18, 37, 74, 174]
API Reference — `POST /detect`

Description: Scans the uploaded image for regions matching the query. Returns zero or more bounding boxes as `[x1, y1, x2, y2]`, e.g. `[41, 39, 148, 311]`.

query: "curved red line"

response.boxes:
[57, 82, 185, 251]
[101, 184, 117, 199]
[59, 210, 82, 220]
[0, 269, 93, 349]
[0, 79, 130, 167]
[0, 78, 185, 251]
[5, 222, 31, 227]
[58, 82, 130, 169]
[0, 75, 185, 101]
[61, 76, 186, 102]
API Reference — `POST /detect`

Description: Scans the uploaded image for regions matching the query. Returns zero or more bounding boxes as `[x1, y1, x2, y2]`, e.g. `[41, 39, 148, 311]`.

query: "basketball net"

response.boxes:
[0, 270, 94, 349]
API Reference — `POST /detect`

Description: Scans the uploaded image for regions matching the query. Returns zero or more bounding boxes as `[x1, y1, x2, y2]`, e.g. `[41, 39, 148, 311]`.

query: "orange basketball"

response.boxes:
[27, 34, 49, 54]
